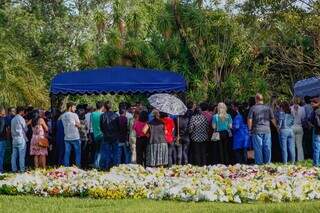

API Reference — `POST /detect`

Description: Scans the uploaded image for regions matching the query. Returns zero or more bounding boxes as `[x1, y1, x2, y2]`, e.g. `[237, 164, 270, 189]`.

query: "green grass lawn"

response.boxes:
[1, 195, 320, 213]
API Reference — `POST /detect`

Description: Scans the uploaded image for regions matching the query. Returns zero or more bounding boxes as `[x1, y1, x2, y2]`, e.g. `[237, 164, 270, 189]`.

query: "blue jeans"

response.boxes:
[64, 140, 81, 167]
[56, 138, 65, 166]
[279, 129, 295, 164]
[100, 138, 120, 170]
[118, 142, 131, 164]
[0, 140, 6, 173]
[252, 133, 272, 165]
[11, 138, 26, 172]
[313, 133, 320, 166]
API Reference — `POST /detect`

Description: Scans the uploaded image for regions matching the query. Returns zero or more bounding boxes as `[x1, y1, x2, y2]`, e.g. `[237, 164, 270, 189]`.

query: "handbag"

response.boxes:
[211, 132, 220, 142]
[37, 137, 49, 148]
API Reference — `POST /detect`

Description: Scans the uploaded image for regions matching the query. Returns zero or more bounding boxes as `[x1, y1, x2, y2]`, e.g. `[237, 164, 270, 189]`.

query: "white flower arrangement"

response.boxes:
[1, 164, 320, 203]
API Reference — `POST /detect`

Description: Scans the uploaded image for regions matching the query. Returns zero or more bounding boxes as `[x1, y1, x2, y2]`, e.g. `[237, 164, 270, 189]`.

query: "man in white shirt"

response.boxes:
[11, 107, 28, 172]
[61, 102, 81, 167]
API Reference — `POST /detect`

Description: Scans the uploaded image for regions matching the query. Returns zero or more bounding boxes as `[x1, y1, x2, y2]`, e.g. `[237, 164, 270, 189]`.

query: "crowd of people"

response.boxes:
[0, 93, 319, 173]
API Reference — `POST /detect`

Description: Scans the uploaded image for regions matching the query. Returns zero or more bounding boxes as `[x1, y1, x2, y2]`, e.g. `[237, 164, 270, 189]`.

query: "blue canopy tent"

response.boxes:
[294, 76, 320, 97]
[50, 67, 187, 164]
[50, 66, 187, 95]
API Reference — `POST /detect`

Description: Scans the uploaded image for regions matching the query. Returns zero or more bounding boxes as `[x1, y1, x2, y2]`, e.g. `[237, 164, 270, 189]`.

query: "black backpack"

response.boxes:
[100, 112, 119, 138]
[0, 117, 8, 139]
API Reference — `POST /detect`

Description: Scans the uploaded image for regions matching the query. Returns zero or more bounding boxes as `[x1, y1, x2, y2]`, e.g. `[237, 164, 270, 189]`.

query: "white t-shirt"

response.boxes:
[61, 112, 80, 141]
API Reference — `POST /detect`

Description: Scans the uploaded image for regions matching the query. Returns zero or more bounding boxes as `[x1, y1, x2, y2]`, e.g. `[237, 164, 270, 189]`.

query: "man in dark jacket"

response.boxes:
[100, 102, 120, 169]
[311, 98, 320, 166]
[117, 108, 130, 164]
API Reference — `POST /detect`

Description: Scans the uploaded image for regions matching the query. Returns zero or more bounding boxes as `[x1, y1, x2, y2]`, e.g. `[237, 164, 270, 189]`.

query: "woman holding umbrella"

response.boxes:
[145, 93, 188, 167]
[142, 110, 168, 167]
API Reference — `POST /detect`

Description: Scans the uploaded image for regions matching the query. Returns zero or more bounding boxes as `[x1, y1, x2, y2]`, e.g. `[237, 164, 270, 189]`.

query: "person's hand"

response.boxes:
[176, 136, 180, 144]
[49, 144, 53, 151]
[27, 120, 32, 126]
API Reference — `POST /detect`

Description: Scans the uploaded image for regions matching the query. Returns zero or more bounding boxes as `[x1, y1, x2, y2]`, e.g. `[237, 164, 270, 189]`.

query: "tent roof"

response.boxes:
[294, 76, 320, 97]
[50, 66, 187, 95]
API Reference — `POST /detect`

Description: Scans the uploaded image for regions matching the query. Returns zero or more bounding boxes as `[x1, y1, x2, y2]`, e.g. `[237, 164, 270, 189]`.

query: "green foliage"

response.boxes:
[221, 71, 268, 103]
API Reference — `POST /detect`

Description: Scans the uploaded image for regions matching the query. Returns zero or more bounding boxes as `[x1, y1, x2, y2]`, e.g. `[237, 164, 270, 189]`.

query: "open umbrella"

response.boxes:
[148, 93, 187, 144]
[148, 93, 187, 116]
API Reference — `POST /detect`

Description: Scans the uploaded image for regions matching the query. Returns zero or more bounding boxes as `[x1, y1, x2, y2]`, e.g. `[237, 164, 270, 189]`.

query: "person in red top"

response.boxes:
[160, 112, 175, 167]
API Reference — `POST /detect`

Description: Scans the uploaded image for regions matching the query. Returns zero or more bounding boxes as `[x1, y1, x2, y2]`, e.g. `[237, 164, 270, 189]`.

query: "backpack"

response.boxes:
[100, 112, 119, 139]
[0, 117, 10, 139]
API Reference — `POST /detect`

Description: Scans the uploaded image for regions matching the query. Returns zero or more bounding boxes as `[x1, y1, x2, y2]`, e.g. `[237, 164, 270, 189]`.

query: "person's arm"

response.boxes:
[247, 118, 253, 131]
[228, 115, 232, 129]
[40, 118, 49, 132]
[171, 119, 175, 133]
[26, 119, 32, 126]
[278, 113, 283, 129]
[188, 117, 194, 133]
[247, 108, 253, 131]
[212, 115, 216, 130]
[100, 113, 105, 135]
[142, 124, 149, 135]
[301, 107, 306, 124]
[233, 116, 240, 130]
[21, 117, 28, 132]
[74, 114, 81, 128]
[270, 108, 276, 124]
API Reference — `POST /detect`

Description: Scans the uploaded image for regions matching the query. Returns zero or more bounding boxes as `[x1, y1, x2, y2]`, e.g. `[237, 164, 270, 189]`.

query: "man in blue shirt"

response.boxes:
[11, 107, 28, 172]
[311, 98, 320, 166]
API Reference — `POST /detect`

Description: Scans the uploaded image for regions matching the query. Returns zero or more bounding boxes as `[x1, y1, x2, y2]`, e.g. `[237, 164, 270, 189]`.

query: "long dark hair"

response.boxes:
[281, 101, 291, 114]
[139, 111, 148, 122]
[31, 110, 40, 127]
[193, 107, 202, 115]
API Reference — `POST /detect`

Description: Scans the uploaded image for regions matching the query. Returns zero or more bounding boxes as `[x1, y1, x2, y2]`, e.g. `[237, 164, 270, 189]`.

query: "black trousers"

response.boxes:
[303, 128, 313, 159]
[207, 141, 220, 165]
[271, 124, 282, 162]
[218, 131, 231, 165]
[234, 148, 247, 164]
[136, 136, 148, 166]
[168, 143, 174, 167]
[192, 141, 206, 166]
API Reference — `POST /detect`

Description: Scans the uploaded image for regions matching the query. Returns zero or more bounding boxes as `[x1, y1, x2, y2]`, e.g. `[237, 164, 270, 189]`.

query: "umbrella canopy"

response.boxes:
[148, 93, 187, 116]
[294, 76, 320, 97]
[50, 66, 187, 95]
